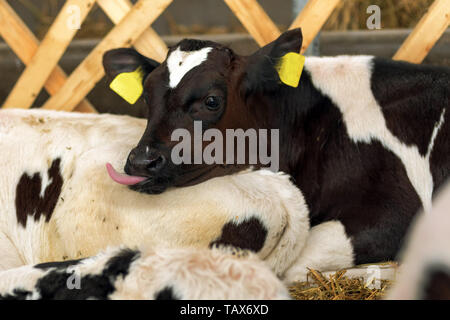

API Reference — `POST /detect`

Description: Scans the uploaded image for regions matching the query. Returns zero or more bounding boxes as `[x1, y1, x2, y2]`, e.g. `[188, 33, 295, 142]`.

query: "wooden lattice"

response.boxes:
[0, 0, 448, 112]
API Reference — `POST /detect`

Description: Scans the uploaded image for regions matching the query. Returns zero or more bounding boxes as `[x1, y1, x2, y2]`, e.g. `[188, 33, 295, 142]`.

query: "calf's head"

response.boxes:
[103, 29, 303, 194]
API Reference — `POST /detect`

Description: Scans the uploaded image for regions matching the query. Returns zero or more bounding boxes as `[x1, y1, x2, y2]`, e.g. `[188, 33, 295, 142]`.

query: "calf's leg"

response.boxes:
[283, 221, 354, 283]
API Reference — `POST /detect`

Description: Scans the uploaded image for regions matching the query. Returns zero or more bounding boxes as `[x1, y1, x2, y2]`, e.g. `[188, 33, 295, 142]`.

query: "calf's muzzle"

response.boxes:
[125, 146, 167, 177]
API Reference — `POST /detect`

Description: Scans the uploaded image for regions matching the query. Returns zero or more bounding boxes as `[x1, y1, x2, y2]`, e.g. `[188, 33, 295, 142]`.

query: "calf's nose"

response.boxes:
[125, 147, 166, 177]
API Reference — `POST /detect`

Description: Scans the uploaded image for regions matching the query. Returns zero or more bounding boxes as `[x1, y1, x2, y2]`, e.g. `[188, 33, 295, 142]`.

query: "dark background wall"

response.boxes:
[5, 0, 436, 38]
[5, 0, 294, 38]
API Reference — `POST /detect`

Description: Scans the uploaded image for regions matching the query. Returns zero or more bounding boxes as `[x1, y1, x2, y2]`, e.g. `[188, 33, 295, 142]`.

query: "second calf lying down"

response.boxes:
[0, 246, 290, 300]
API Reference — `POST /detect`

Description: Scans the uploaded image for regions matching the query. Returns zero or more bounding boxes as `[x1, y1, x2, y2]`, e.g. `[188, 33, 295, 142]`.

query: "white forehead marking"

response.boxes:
[166, 46, 213, 88]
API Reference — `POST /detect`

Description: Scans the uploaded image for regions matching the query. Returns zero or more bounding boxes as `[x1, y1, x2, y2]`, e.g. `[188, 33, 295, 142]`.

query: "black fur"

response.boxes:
[177, 39, 221, 52]
[25, 249, 139, 300]
[371, 58, 449, 157]
[154, 286, 179, 300]
[0, 289, 31, 300]
[209, 216, 268, 252]
[34, 258, 84, 270]
[103, 48, 159, 83]
[15, 158, 63, 227]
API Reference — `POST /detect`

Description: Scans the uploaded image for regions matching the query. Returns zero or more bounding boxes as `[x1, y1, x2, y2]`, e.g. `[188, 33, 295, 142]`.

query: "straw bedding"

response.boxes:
[289, 268, 395, 300]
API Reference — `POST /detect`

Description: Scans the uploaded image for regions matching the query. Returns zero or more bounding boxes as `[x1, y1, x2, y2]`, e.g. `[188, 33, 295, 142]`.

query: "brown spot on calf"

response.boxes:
[209, 216, 267, 252]
[15, 158, 64, 227]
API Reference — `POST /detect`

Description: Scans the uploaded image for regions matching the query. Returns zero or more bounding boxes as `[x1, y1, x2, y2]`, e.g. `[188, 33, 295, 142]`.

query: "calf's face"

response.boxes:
[103, 29, 303, 194]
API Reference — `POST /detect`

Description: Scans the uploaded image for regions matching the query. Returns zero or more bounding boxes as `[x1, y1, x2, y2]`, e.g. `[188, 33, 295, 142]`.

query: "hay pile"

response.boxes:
[324, 0, 435, 31]
[289, 268, 394, 300]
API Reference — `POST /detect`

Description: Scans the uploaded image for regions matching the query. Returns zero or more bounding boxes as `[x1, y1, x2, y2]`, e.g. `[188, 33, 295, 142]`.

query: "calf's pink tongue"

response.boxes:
[106, 163, 147, 185]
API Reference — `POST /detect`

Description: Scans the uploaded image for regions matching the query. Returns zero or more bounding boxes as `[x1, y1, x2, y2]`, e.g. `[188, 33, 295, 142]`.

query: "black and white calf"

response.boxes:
[0, 246, 290, 300]
[103, 28, 450, 272]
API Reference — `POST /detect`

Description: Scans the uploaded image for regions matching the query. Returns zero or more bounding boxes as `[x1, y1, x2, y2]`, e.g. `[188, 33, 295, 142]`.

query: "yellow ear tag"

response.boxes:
[275, 52, 305, 88]
[109, 67, 144, 104]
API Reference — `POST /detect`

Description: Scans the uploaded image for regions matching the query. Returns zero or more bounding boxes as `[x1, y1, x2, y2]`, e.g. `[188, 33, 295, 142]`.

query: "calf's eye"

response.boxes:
[204, 96, 221, 111]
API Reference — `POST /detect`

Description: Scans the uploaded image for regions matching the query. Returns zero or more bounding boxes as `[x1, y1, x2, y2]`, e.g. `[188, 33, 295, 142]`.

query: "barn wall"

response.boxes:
[0, 29, 449, 117]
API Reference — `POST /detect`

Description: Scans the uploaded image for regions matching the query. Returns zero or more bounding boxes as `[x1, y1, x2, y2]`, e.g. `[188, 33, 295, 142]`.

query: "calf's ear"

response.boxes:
[242, 28, 303, 93]
[102, 48, 159, 104]
[103, 48, 159, 80]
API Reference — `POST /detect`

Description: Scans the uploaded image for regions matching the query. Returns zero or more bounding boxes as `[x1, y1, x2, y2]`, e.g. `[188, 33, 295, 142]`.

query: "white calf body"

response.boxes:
[0, 109, 313, 278]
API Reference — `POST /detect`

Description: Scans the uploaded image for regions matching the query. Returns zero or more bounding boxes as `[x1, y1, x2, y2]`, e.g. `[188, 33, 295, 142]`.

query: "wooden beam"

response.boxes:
[42, 0, 172, 111]
[224, 0, 281, 46]
[2, 0, 96, 110]
[393, 0, 450, 64]
[0, 0, 95, 112]
[97, 0, 168, 62]
[290, 0, 340, 53]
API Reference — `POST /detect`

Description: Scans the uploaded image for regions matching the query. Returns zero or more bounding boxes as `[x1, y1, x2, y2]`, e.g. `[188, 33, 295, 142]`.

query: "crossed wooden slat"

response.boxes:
[224, 0, 341, 52]
[393, 0, 450, 64]
[0, 0, 171, 112]
[0, 0, 95, 112]
[289, 0, 341, 53]
[2, 0, 96, 110]
[0, 0, 448, 113]
[97, 0, 168, 62]
[41, 0, 171, 111]
[224, 0, 280, 46]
